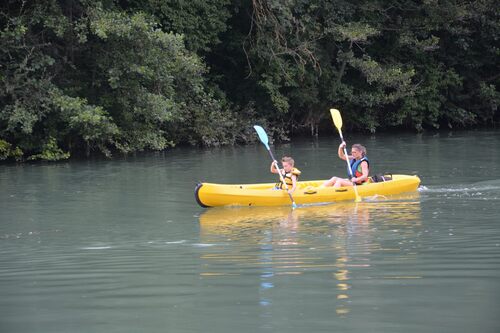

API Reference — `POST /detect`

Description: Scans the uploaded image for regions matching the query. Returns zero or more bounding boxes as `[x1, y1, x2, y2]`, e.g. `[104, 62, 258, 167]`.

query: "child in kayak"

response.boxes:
[322, 142, 369, 187]
[271, 156, 301, 194]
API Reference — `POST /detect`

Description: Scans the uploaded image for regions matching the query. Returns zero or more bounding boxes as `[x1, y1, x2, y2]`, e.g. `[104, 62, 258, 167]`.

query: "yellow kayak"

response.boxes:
[195, 174, 420, 207]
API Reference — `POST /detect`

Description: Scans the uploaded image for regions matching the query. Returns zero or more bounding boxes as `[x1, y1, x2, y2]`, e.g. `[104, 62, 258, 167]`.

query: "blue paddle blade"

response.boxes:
[253, 125, 270, 150]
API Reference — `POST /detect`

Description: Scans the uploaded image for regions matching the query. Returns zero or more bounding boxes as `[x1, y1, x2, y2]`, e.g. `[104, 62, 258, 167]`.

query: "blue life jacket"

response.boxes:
[349, 157, 369, 182]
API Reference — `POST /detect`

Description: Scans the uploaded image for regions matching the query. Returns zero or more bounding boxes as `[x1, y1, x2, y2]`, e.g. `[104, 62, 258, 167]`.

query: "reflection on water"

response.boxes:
[199, 195, 422, 317]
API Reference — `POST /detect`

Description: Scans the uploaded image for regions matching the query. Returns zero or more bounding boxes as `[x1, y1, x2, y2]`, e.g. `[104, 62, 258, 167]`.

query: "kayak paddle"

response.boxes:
[254, 125, 297, 209]
[330, 109, 362, 202]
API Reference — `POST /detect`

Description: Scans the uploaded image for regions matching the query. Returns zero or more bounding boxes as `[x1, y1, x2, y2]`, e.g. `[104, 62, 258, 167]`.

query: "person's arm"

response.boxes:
[352, 161, 369, 183]
[270, 160, 279, 174]
[338, 141, 349, 161]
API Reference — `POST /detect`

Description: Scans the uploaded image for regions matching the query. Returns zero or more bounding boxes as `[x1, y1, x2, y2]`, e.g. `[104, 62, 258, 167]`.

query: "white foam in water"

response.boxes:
[192, 243, 216, 247]
[165, 240, 186, 244]
[363, 194, 388, 201]
[81, 246, 112, 250]
[419, 181, 500, 194]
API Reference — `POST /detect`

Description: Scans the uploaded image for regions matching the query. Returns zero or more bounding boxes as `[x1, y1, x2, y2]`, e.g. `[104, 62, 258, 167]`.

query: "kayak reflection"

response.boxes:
[199, 193, 421, 234]
[198, 194, 422, 317]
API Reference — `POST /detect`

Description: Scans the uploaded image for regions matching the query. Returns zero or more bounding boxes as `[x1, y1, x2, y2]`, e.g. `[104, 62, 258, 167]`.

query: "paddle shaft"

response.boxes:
[337, 130, 353, 177]
[337, 128, 361, 202]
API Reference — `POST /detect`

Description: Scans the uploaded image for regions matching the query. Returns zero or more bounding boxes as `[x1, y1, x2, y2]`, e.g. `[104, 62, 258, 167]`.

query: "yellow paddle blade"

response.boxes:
[330, 108, 342, 130]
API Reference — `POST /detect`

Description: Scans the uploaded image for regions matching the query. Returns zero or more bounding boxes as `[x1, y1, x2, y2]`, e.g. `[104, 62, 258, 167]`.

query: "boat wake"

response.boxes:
[418, 179, 500, 199]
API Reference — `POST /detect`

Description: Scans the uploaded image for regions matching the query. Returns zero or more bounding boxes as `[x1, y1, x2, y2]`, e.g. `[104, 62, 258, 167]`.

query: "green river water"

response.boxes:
[1, 130, 499, 332]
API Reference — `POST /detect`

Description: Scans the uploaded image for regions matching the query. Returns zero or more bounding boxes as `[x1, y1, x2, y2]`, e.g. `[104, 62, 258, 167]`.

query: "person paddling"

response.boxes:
[271, 156, 301, 194]
[322, 142, 369, 187]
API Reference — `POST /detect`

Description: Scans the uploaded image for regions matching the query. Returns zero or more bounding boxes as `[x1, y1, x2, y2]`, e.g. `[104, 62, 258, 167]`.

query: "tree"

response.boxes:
[0, 0, 237, 161]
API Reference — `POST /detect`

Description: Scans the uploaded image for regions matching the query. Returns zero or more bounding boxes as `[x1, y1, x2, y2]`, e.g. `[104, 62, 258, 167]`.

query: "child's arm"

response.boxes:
[270, 161, 279, 174]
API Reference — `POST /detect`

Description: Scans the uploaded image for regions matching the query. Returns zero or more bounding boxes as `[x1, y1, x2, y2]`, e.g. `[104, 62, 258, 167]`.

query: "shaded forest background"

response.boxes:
[1, 0, 498, 161]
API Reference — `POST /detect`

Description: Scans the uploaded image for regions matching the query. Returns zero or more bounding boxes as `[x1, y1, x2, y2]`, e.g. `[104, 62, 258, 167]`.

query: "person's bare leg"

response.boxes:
[322, 177, 338, 187]
[334, 178, 353, 188]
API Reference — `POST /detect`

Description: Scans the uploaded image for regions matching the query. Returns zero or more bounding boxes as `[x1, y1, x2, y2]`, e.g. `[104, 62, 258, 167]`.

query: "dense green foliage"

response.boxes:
[1, 0, 498, 161]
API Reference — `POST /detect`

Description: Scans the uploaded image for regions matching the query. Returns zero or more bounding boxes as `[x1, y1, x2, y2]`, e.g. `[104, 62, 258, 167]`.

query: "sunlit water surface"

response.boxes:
[1, 131, 499, 332]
